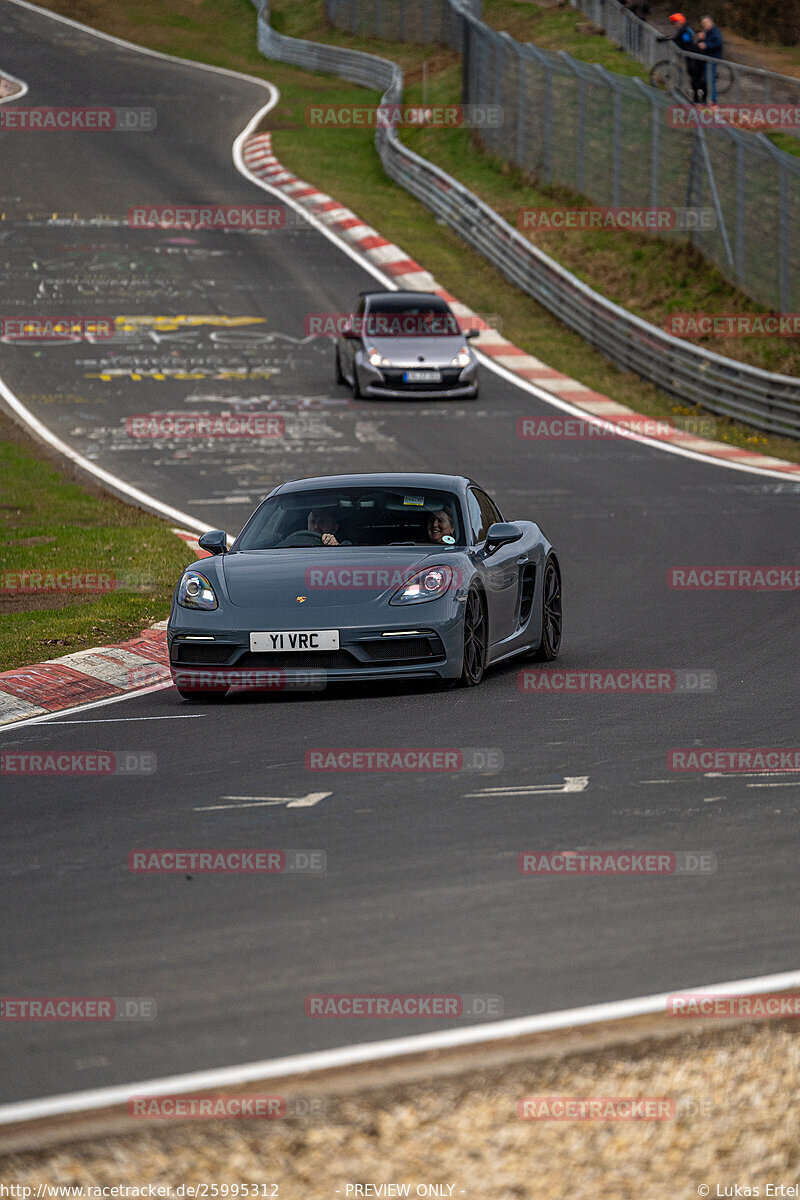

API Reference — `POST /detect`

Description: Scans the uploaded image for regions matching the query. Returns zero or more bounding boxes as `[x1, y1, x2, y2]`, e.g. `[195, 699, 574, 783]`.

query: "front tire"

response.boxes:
[459, 587, 487, 686]
[334, 347, 346, 385]
[531, 555, 562, 661]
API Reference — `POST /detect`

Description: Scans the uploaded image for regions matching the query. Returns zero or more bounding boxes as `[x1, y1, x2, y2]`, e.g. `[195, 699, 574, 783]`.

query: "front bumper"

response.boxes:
[363, 381, 478, 400]
[357, 360, 478, 400]
[168, 617, 464, 690]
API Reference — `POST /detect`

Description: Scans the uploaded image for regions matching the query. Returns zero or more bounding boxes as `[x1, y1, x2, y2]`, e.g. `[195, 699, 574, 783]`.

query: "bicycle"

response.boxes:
[649, 56, 733, 98]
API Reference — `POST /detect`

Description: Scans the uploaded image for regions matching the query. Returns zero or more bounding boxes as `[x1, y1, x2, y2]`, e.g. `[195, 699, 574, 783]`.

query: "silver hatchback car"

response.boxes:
[335, 290, 479, 400]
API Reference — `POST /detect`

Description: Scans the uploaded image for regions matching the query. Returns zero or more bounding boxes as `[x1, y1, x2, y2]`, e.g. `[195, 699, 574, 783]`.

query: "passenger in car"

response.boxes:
[427, 507, 455, 544]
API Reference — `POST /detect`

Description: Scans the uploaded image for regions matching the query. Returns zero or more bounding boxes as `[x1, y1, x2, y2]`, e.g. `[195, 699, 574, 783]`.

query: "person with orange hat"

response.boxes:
[658, 13, 705, 102]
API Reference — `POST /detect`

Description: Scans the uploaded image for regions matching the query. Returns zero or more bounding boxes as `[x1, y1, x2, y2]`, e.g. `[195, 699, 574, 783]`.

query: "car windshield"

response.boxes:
[235, 487, 466, 550]
[362, 298, 460, 339]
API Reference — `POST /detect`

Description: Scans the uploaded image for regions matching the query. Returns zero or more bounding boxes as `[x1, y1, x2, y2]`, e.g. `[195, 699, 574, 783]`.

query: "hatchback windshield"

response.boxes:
[362, 300, 460, 339]
[235, 487, 466, 550]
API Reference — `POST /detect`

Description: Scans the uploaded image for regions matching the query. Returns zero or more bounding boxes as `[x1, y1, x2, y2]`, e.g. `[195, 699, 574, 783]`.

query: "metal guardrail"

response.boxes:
[250, 0, 800, 438]
[570, 0, 800, 110]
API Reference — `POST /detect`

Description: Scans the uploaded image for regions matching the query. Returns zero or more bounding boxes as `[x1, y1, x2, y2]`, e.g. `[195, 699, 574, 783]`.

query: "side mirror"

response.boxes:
[484, 522, 523, 556]
[197, 529, 228, 555]
[343, 326, 361, 340]
[464, 328, 480, 340]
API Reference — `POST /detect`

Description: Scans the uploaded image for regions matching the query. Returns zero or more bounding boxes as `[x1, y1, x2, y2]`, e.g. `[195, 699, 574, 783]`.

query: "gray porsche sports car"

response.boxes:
[167, 473, 561, 698]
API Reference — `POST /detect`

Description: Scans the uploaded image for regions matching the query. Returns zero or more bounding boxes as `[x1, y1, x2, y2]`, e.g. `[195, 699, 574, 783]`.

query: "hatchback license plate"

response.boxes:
[403, 370, 441, 383]
[250, 630, 340, 652]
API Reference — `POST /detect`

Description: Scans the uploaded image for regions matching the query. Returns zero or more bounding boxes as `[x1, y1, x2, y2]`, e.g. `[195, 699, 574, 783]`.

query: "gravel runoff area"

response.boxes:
[3, 1022, 799, 1198]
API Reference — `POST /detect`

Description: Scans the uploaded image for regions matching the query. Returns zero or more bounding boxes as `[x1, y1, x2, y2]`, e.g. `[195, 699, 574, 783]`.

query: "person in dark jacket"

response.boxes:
[697, 15, 724, 104]
[658, 13, 705, 103]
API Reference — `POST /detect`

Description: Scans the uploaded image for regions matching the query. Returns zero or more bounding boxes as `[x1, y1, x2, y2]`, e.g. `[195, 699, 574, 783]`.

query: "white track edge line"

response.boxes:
[2, 968, 799, 1123]
[0, 681, 174, 733]
[0, 375, 213, 532]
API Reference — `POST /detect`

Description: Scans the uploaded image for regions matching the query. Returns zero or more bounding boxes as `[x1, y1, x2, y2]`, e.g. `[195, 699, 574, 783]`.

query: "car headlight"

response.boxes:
[390, 566, 453, 604]
[177, 571, 218, 610]
[451, 347, 471, 367]
[367, 346, 392, 367]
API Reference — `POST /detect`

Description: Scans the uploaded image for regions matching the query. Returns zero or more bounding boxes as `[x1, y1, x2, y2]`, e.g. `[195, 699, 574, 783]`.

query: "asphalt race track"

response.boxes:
[1, 0, 799, 1105]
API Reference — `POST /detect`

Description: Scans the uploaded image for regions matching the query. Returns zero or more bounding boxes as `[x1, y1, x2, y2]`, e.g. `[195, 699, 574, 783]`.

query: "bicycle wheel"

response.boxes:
[715, 60, 734, 96]
[649, 59, 676, 90]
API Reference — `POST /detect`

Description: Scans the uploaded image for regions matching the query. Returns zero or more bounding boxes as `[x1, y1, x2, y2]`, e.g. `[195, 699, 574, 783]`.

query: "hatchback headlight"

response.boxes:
[367, 346, 392, 367]
[451, 347, 471, 367]
[390, 566, 453, 604]
[177, 571, 218, 610]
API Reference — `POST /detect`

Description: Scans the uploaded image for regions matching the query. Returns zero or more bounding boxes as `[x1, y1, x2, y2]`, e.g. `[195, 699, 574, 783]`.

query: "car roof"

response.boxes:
[358, 290, 447, 303]
[274, 472, 471, 494]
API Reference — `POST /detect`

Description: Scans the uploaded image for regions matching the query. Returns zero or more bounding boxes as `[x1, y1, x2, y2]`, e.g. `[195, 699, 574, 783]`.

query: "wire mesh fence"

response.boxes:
[327, 0, 800, 314]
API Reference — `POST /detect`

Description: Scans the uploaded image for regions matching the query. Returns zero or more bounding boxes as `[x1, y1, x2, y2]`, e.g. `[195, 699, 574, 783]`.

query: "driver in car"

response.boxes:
[307, 508, 347, 546]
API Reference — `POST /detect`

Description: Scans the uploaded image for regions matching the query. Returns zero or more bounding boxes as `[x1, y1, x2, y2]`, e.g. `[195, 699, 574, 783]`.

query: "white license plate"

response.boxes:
[250, 630, 340, 652]
[403, 369, 441, 383]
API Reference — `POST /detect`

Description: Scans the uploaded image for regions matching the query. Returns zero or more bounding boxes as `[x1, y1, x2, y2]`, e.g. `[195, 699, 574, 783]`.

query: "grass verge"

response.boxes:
[16, 0, 800, 470]
[0, 412, 192, 673]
